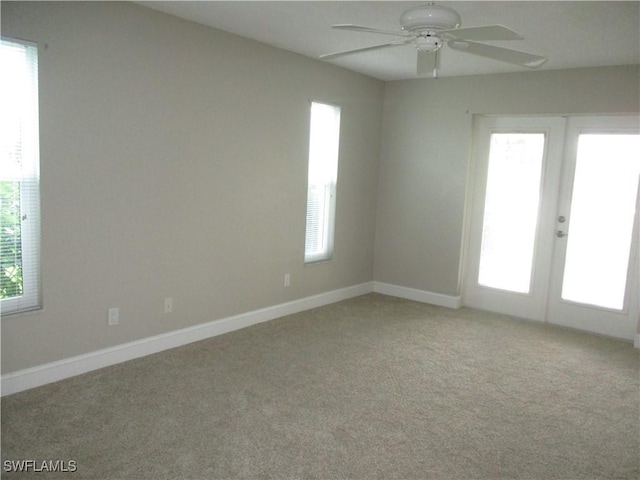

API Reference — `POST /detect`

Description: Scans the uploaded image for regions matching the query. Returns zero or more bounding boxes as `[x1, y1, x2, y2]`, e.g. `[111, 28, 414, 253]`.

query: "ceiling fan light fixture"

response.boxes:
[414, 35, 442, 52]
[400, 5, 461, 32]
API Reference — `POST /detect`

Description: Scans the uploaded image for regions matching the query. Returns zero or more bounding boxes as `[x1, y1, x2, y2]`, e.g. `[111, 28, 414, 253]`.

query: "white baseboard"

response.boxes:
[1, 281, 462, 396]
[373, 281, 462, 309]
[634, 334, 640, 349]
[1, 282, 374, 396]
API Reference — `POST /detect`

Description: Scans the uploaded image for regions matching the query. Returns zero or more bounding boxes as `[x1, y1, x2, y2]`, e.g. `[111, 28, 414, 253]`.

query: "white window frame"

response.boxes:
[1, 36, 42, 315]
[304, 101, 341, 263]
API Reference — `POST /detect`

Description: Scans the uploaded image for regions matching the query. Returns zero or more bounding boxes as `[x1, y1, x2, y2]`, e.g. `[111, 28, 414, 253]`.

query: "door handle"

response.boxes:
[556, 230, 568, 238]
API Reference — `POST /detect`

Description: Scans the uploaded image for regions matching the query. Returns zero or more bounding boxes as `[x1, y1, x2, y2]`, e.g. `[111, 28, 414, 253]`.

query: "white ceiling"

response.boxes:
[138, 1, 640, 81]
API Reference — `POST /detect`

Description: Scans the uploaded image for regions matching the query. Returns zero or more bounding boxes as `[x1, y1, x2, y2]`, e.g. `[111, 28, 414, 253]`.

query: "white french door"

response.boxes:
[465, 115, 640, 341]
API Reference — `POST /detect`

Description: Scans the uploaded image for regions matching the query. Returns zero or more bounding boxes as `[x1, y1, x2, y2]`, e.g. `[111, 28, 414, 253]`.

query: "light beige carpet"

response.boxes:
[2, 293, 639, 479]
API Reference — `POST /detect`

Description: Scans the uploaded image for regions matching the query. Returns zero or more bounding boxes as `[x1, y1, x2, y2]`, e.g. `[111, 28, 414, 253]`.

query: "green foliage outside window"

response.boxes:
[0, 181, 23, 299]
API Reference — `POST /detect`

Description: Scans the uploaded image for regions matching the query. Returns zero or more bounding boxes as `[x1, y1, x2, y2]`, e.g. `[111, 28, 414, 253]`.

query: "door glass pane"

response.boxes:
[478, 134, 546, 293]
[561, 134, 640, 310]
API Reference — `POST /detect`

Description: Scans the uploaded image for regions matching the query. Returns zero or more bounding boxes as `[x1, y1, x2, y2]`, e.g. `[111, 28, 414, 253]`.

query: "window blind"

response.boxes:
[1, 37, 41, 314]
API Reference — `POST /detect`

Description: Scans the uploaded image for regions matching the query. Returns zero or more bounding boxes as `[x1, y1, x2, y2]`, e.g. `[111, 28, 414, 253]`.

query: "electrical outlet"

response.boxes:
[108, 307, 119, 326]
[164, 297, 173, 314]
[284, 274, 291, 288]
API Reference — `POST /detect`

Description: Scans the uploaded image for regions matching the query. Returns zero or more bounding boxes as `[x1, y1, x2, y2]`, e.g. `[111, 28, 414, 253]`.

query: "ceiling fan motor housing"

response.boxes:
[400, 5, 462, 32]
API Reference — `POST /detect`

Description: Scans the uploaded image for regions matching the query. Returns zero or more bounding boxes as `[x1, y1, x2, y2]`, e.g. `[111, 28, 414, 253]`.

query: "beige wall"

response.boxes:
[374, 65, 640, 296]
[1, 2, 384, 373]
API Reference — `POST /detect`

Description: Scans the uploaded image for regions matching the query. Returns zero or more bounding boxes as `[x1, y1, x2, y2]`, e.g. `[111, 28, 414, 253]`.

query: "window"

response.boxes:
[305, 102, 341, 263]
[1, 37, 41, 314]
[478, 133, 545, 293]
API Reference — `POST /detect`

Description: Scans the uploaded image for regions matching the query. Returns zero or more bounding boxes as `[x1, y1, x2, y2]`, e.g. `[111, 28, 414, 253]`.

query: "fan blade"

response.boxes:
[320, 39, 412, 60]
[448, 40, 547, 68]
[417, 50, 436, 77]
[332, 24, 411, 37]
[440, 25, 523, 41]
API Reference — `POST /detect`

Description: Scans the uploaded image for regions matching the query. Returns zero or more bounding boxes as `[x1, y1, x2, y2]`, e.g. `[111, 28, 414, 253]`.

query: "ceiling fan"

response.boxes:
[320, 4, 547, 78]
